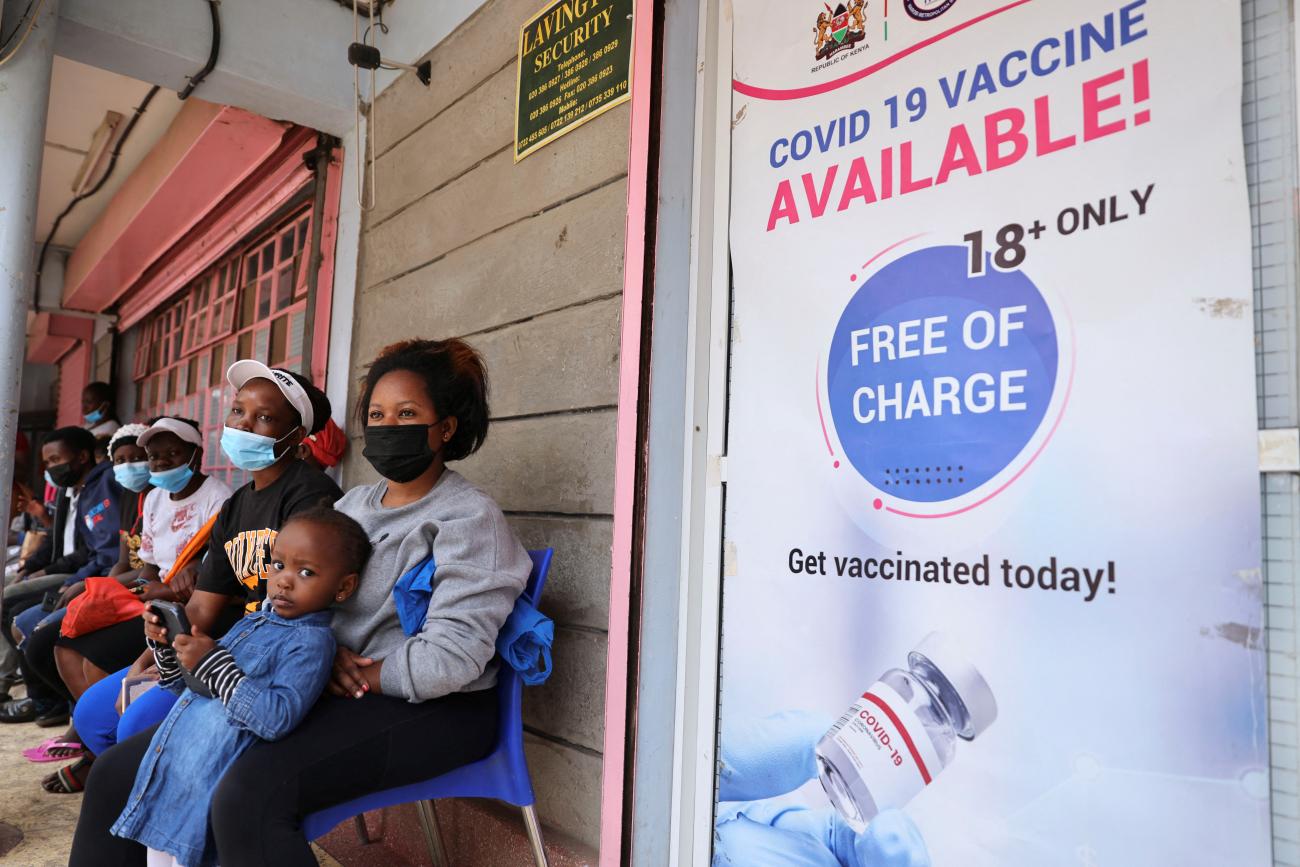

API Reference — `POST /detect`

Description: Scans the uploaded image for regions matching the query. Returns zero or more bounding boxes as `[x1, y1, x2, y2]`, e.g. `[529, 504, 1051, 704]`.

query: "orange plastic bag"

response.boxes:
[163, 513, 217, 584]
[61, 577, 146, 639]
[60, 513, 219, 638]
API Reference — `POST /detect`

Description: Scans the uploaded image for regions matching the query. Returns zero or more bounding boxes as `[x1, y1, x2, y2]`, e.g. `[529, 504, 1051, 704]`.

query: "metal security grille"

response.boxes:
[1244, 0, 1300, 862]
[132, 208, 314, 490]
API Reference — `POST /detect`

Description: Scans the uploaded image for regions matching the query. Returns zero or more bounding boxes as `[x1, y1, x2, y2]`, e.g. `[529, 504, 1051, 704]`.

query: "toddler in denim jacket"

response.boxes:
[112, 507, 370, 867]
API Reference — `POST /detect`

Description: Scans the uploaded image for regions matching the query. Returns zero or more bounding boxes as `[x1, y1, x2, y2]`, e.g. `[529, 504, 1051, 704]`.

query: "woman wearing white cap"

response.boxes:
[67, 363, 340, 839]
[55, 418, 232, 697]
[32, 418, 232, 794]
[189, 360, 342, 612]
[133, 418, 233, 601]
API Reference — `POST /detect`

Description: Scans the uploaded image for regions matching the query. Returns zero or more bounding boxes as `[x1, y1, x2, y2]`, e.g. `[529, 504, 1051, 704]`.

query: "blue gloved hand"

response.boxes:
[713, 710, 931, 867]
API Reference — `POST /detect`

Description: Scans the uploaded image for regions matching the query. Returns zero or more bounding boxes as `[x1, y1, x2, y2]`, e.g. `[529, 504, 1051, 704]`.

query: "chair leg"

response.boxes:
[415, 799, 450, 867]
[521, 804, 550, 867]
[352, 814, 371, 845]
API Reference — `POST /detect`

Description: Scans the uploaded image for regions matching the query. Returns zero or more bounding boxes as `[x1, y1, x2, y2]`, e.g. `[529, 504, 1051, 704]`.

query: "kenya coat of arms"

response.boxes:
[814, 0, 867, 61]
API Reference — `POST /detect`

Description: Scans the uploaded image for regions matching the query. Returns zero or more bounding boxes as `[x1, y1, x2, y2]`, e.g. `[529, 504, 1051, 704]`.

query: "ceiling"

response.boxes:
[36, 56, 182, 252]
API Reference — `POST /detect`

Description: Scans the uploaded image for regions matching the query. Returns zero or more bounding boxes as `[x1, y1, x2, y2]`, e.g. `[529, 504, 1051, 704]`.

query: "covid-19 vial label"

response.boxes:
[822, 680, 943, 811]
[817, 632, 997, 829]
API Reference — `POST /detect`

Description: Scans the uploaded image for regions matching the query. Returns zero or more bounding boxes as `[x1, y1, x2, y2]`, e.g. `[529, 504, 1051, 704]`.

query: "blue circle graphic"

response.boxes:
[827, 245, 1058, 503]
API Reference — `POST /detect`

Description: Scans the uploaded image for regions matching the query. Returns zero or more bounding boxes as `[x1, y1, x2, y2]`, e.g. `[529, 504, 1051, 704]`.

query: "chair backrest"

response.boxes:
[522, 548, 553, 609]
[493, 548, 554, 803]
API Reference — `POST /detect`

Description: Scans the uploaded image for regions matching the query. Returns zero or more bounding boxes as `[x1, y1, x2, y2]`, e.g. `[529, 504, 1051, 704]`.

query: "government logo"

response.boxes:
[814, 0, 868, 61]
[903, 0, 956, 20]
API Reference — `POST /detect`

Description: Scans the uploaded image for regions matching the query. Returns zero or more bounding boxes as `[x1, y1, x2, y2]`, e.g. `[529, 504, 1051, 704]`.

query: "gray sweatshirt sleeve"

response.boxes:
[379, 501, 531, 702]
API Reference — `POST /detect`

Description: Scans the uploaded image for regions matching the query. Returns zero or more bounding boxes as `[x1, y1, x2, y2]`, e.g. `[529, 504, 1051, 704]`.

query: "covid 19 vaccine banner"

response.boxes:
[716, 1, 1270, 864]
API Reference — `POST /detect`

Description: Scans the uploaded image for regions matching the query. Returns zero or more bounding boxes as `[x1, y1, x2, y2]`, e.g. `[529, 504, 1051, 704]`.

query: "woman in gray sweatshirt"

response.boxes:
[210, 338, 531, 865]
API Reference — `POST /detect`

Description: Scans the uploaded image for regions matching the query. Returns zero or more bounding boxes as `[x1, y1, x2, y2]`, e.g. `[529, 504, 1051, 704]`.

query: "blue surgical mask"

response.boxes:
[149, 461, 195, 494]
[84, 406, 105, 426]
[220, 426, 297, 471]
[113, 461, 152, 492]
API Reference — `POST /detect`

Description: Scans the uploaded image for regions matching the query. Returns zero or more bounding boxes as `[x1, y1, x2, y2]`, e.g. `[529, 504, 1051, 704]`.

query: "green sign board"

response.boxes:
[515, 0, 633, 161]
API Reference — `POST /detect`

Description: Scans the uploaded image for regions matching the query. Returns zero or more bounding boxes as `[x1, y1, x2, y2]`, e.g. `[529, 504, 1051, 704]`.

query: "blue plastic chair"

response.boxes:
[303, 549, 555, 867]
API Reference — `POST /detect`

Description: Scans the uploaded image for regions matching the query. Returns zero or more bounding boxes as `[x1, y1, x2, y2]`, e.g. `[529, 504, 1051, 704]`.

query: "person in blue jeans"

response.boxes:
[110, 507, 368, 867]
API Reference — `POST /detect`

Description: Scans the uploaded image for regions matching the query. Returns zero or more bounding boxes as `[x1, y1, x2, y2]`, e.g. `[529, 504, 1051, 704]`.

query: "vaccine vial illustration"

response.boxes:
[816, 631, 997, 829]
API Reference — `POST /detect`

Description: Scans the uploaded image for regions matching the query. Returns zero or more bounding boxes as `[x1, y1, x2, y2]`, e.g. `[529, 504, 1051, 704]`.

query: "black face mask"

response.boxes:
[47, 461, 82, 488]
[362, 424, 436, 483]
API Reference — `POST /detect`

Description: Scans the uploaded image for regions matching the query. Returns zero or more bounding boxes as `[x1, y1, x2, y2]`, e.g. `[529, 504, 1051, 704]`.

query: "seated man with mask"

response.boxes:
[0, 427, 124, 725]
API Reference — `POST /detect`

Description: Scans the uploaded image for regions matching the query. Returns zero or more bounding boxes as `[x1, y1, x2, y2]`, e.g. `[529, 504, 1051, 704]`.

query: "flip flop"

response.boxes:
[41, 758, 90, 794]
[23, 737, 85, 763]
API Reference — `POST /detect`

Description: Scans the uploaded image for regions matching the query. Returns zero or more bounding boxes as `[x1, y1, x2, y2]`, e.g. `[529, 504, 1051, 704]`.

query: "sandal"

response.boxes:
[23, 737, 85, 763]
[41, 757, 92, 794]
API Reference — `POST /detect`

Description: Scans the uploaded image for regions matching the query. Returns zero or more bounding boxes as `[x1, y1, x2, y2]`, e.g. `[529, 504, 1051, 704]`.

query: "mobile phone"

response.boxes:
[147, 600, 191, 642]
[147, 601, 213, 698]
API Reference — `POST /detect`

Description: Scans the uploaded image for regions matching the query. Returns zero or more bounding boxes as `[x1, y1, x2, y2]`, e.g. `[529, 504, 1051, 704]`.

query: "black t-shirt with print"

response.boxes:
[196, 460, 342, 605]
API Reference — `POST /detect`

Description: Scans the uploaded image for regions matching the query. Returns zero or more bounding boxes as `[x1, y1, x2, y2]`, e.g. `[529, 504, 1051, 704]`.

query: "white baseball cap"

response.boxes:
[225, 360, 315, 434]
[139, 417, 204, 449]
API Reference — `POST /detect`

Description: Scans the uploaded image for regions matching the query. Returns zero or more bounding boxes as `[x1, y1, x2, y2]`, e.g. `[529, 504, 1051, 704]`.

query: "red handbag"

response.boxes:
[60, 577, 146, 639]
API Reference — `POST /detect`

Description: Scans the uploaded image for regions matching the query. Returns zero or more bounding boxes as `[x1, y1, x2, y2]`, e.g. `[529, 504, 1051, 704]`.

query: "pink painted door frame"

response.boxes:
[600, 0, 656, 860]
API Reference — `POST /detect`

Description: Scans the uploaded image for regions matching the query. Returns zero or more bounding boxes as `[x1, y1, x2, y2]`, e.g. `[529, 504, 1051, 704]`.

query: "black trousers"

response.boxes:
[0, 580, 49, 647]
[1, 592, 69, 711]
[24, 614, 71, 703]
[70, 687, 498, 867]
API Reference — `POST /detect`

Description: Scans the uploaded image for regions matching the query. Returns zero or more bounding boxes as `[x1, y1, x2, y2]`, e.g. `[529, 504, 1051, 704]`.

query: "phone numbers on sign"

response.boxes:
[527, 60, 623, 124]
[525, 37, 620, 103]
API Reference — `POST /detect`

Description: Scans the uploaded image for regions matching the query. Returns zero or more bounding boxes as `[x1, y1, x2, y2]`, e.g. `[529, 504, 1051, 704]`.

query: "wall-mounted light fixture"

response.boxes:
[349, 0, 431, 211]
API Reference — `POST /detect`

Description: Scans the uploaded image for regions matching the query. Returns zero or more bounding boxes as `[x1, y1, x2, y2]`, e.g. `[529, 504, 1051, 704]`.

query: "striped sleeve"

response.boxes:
[146, 638, 185, 690]
[192, 646, 247, 706]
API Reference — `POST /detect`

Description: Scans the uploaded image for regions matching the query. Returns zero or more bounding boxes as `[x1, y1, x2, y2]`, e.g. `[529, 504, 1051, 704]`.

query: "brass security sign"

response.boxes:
[515, 0, 633, 161]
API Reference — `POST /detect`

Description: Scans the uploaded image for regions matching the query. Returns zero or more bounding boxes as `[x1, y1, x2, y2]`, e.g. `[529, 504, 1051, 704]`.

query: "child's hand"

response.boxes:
[173, 626, 216, 671]
[143, 610, 170, 645]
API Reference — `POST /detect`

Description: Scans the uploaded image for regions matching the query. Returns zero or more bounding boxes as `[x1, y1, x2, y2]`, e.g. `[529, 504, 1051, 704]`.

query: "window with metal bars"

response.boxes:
[132, 208, 315, 489]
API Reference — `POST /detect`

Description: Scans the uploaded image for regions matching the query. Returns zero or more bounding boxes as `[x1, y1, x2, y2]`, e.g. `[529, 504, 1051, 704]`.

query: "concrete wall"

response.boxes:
[341, 0, 629, 849]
